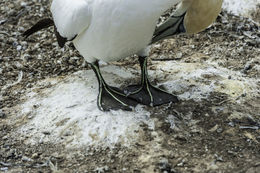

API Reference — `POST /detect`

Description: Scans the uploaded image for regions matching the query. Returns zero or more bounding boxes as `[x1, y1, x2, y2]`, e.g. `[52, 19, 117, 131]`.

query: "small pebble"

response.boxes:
[0, 110, 6, 118]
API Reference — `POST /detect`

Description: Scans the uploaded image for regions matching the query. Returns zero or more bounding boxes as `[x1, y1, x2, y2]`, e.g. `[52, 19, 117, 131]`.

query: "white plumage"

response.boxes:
[51, 0, 92, 40]
[51, 0, 181, 63]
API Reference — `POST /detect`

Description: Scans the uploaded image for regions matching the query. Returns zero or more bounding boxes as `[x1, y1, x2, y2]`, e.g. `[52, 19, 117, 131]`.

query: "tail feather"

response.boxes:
[23, 18, 54, 38]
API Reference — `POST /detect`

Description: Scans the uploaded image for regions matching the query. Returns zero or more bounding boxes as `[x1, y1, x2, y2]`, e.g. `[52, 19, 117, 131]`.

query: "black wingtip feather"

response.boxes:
[54, 26, 67, 48]
[23, 18, 54, 38]
[23, 17, 77, 48]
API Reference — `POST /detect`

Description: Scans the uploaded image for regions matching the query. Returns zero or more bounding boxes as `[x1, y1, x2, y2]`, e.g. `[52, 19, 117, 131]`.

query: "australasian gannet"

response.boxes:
[23, 0, 223, 111]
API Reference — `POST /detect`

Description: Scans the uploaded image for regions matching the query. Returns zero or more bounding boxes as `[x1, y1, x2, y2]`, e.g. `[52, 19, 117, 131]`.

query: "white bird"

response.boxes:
[23, 0, 223, 111]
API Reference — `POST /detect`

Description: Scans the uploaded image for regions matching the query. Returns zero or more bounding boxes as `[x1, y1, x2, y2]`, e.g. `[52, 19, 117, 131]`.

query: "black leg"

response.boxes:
[124, 56, 179, 106]
[90, 61, 138, 111]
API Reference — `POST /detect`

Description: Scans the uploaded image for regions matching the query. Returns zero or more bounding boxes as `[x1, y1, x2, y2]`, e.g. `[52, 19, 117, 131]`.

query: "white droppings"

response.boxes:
[165, 115, 177, 129]
[223, 0, 260, 18]
[152, 61, 259, 101]
[16, 59, 259, 149]
[19, 66, 152, 149]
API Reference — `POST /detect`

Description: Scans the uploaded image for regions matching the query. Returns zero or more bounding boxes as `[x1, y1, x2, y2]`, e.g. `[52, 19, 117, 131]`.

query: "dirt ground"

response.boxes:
[0, 0, 260, 173]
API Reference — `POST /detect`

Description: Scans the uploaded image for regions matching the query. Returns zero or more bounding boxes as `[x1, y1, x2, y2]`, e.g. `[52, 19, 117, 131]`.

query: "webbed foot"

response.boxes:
[90, 61, 138, 111]
[124, 56, 179, 106]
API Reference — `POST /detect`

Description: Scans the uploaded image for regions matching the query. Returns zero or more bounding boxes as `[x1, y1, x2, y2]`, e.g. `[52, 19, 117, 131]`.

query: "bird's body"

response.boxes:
[52, 0, 181, 63]
[24, 0, 223, 111]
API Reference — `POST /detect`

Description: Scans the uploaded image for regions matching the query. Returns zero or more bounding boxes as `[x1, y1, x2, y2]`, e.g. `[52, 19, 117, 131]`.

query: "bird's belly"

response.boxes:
[74, 21, 156, 63]
[73, 1, 161, 63]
